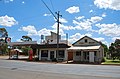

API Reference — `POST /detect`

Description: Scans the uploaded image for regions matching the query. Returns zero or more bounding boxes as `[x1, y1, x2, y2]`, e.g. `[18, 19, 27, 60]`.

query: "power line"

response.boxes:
[50, 0, 55, 12]
[41, 0, 57, 20]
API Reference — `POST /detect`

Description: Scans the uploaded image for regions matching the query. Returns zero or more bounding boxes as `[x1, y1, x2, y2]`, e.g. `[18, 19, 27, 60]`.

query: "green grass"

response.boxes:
[102, 58, 120, 65]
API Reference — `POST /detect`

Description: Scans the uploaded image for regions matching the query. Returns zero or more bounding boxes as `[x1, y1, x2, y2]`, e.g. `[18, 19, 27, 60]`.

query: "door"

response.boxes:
[68, 52, 73, 61]
[50, 51, 54, 60]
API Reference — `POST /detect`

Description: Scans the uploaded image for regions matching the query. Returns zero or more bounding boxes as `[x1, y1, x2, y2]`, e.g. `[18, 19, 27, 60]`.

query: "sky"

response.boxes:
[0, 0, 120, 46]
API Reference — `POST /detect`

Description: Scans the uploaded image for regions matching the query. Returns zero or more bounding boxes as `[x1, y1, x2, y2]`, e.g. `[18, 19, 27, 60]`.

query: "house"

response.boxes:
[33, 32, 70, 61]
[68, 36, 104, 63]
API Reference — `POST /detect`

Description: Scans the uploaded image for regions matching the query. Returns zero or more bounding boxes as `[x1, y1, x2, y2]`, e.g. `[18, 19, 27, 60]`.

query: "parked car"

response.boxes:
[11, 55, 18, 59]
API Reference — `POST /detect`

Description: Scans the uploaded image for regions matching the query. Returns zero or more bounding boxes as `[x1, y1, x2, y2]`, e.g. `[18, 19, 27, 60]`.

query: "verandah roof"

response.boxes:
[68, 45, 101, 50]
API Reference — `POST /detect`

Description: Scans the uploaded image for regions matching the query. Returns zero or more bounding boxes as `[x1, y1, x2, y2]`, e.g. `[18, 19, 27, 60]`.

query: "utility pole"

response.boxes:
[56, 11, 62, 62]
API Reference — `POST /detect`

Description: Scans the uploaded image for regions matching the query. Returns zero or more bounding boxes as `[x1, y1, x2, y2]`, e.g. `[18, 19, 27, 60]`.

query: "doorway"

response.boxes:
[50, 51, 54, 60]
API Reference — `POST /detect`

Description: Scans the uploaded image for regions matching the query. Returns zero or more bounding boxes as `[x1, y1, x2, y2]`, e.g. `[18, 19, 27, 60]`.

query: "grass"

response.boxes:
[102, 58, 120, 65]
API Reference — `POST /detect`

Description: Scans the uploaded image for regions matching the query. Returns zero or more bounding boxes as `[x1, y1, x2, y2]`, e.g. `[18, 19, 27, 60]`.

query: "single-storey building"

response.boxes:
[68, 36, 104, 63]
[32, 32, 71, 61]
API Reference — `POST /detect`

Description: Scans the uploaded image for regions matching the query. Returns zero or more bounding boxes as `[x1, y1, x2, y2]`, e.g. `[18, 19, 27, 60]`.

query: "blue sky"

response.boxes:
[0, 0, 120, 46]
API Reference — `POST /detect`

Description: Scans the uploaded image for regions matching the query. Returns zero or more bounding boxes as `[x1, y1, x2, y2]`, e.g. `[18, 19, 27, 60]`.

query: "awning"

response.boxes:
[68, 45, 101, 50]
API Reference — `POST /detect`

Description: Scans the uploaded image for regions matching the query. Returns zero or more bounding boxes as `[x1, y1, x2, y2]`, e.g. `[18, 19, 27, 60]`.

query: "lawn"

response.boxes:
[102, 58, 120, 65]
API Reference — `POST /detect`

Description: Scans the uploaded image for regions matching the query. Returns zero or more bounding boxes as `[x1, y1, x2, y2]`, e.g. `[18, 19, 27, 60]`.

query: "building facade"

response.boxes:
[68, 36, 104, 63]
[35, 32, 70, 61]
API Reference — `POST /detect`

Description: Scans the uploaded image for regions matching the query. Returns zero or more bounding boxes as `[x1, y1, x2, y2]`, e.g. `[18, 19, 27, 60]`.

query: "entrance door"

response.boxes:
[50, 51, 54, 60]
[83, 51, 89, 61]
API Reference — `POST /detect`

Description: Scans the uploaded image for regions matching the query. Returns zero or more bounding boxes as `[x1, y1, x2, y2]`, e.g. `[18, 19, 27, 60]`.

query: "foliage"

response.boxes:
[101, 57, 106, 62]
[102, 58, 120, 64]
[101, 43, 108, 57]
[21, 46, 31, 56]
[0, 28, 8, 55]
[0, 43, 8, 54]
[109, 39, 120, 60]
[21, 36, 32, 42]
[0, 28, 8, 38]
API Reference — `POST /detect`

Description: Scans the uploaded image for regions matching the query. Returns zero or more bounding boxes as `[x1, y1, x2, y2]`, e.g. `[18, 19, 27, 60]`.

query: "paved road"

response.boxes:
[0, 59, 120, 79]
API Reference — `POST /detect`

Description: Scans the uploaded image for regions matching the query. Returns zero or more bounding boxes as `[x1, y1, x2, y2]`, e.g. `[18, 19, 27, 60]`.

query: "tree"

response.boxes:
[109, 39, 120, 60]
[0, 28, 8, 55]
[101, 43, 108, 57]
[20, 36, 32, 56]
[21, 36, 32, 42]
[0, 28, 8, 38]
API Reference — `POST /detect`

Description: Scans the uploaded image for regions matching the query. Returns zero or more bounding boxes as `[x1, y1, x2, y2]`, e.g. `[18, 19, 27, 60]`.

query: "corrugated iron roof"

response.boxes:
[68, 45, 101, 50]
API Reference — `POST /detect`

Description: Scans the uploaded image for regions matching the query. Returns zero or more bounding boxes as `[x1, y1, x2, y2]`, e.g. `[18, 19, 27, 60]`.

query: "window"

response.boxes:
[94, 51, 97, 56]
[57, 50, 65, 58]
[76, 51, 81, 56]
[85, 39, 88, 43]
[41, 50, 48, 57]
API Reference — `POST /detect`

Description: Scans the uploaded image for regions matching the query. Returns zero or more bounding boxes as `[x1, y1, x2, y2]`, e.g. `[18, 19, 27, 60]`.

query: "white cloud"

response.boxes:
[59, 18, 68, 23]
[96, 23, 120, 37]
[94, 37, 105, 42]
[112, 37, 120, 41]
[38, 28, 51, 36]
[89, 10, 93, 13]
[90, 16, 103, 23]
[22, 1, 25, 4]
[0, 15, 18, 27]
[73, 16, 103, 31]
[94, 0, 120, 10]
[20, 25, 38, 36]
[66, 6, 80, 14]
[4, 0, 13, 3]
[102, 13, 106, 17]
[43, 13, 51, 16]
[69, 33, 92, 43]
[75, 16, 85, 20]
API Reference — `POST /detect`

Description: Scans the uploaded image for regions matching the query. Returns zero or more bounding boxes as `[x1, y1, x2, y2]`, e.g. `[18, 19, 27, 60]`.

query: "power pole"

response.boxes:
[56, 11, 62, 62]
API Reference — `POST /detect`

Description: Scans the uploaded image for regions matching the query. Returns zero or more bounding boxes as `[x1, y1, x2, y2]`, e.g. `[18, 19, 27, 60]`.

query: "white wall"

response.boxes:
[89, 52, 94, 62]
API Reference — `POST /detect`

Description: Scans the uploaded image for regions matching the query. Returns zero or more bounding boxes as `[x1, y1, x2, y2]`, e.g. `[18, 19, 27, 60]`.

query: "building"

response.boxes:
[68, 36, 104, 63]
[34, 32, 70, 61]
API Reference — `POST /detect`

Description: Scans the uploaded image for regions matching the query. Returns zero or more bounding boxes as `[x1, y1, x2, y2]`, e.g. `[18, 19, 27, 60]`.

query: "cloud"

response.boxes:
[0, 15, 18, 27]
[89, 10, 93, 13]
[112, 37, 120, 41]
[20, 25, 38, 36]
[22, 1, 25, 4]
[75, 16, 85, 20]
[43, 13, 51, 16]
[38, 28, 51, 36]
[73, 16, 103, 31]
[69, 33, 92, 43]
[94, 0, 120, 10]
[59, 18, 68, 23]
[66, 6, 80, 14]
[94, 37, 105, 42]
[96, 23, 120, 37]
[4, 0, 13, 3]
[102, 13, 106, 17]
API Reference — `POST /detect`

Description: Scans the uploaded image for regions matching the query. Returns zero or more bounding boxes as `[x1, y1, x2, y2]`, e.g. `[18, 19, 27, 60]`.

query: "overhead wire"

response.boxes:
[50, 0, 55, 12]
[41, 0, 57, 20]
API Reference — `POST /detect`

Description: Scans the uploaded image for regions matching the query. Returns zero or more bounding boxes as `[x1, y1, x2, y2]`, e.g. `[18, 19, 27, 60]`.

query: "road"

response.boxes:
[0, 58, 120, 79]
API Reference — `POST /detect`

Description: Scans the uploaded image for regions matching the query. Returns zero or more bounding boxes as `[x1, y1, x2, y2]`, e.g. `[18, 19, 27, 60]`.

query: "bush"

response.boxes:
[101, 58, 106, 62]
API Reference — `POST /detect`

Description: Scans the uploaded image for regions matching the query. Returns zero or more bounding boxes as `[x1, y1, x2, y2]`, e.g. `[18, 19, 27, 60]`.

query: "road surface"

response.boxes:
[0, 58, 120, 79]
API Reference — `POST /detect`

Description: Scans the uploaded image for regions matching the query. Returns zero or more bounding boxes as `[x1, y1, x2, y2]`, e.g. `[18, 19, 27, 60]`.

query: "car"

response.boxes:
[11, 55, 18, 59]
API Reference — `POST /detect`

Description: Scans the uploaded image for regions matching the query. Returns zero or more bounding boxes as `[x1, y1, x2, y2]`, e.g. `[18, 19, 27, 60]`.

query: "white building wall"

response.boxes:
[39, 48, 67, 61]
[73, 52, 81, 61]
[89, 52, 94, 62]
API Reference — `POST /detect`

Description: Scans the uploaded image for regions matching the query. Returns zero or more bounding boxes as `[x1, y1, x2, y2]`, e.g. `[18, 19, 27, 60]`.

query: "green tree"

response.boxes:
[21, 36, 32, 42]
[109, 39, 120, 60]
[101, 43, 108, 57]
[0, 28, 8, 55]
